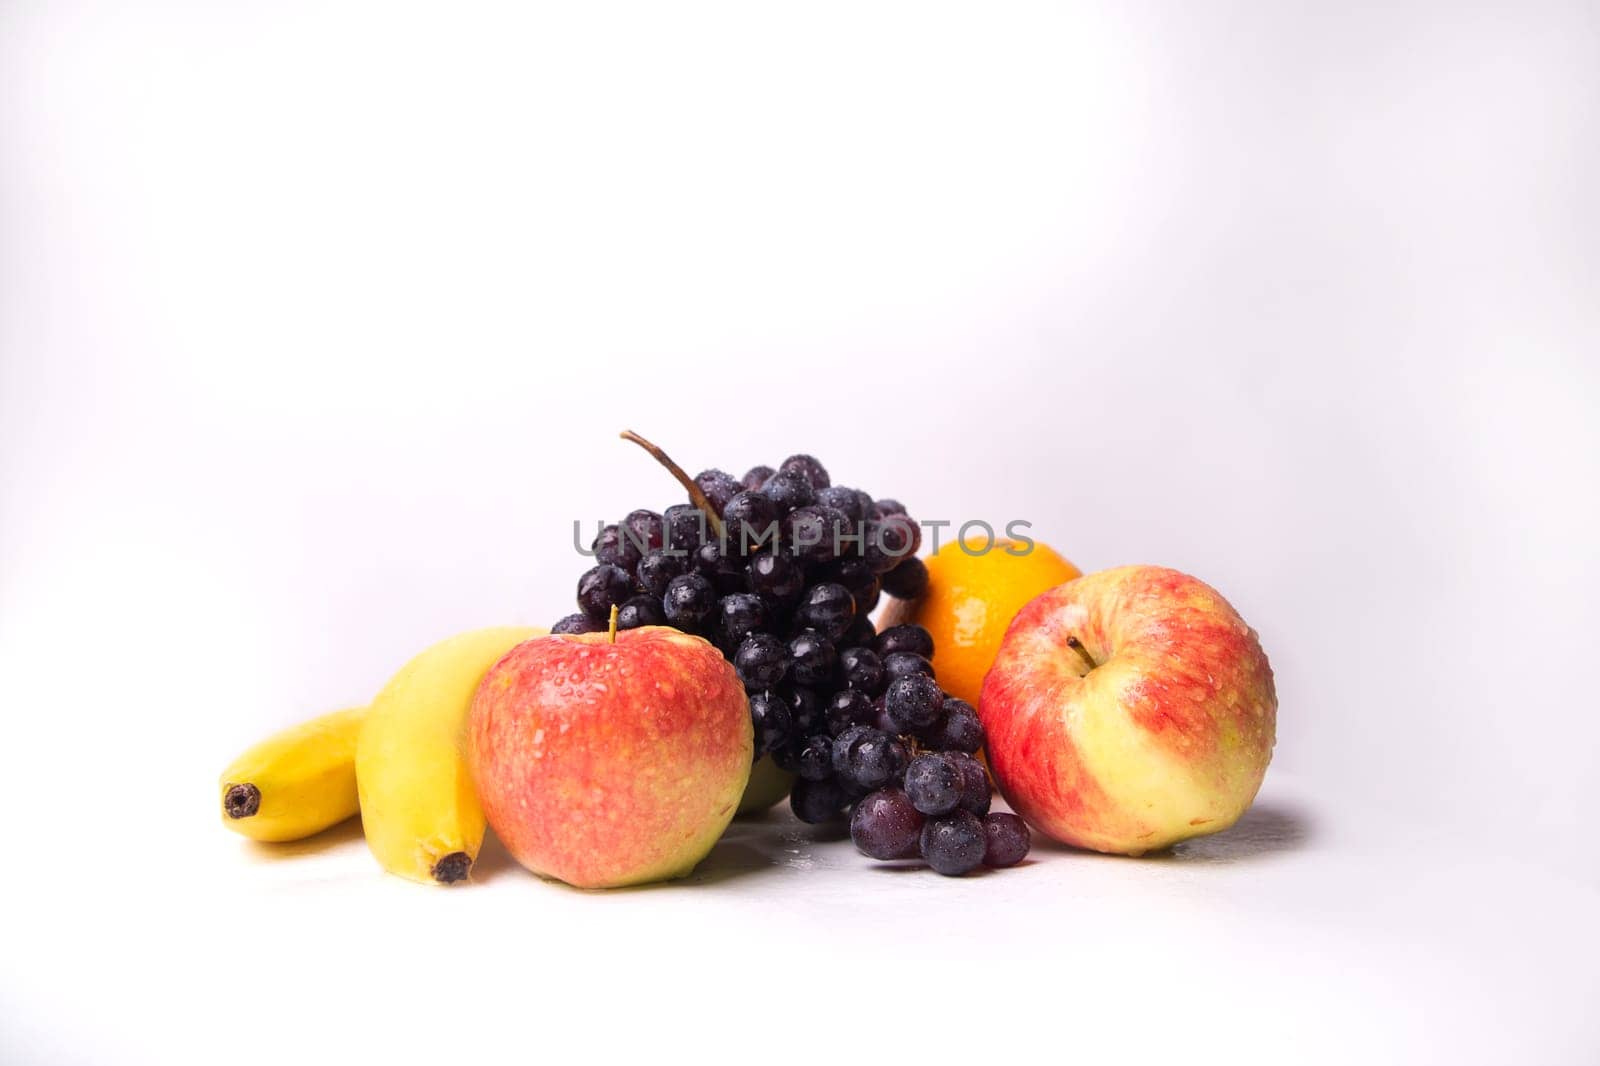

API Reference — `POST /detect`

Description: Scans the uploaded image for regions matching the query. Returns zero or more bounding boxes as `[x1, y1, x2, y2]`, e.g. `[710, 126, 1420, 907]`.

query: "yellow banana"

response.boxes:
[357, 625, 542, 885]
[219, 706, 367, 842]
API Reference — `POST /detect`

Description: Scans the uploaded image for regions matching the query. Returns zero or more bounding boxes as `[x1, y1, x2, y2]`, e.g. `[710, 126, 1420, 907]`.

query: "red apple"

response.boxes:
[979, 565, 1276, 855]
[468, 626, 752, 888]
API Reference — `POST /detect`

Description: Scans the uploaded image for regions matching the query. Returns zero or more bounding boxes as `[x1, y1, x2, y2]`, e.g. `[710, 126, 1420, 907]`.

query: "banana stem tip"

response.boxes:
[224, 783, 261, 819]
[432, 852, 472, 884]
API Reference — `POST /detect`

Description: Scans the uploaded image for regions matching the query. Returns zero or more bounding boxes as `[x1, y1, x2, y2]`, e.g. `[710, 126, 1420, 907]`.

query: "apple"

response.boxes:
[979, 565, 1275, 855]
[468, 625, 753, 888]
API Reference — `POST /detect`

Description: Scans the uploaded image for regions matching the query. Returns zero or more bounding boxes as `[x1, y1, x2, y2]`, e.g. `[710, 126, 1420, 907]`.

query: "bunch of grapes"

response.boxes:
[553, 438, 1030, 877]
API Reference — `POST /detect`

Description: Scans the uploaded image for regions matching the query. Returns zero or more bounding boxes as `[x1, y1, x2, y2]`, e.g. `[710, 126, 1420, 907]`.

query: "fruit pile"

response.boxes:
[219, 430, 1280, 892]
[551, 434, 1028, 876]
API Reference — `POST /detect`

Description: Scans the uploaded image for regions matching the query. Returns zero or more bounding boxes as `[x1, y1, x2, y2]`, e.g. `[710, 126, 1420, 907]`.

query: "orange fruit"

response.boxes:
[905, 537, 1081, 707]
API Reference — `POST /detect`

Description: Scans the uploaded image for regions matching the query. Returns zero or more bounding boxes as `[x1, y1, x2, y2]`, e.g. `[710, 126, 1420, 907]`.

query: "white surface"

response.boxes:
[3, 2, 1597, 1063]
[6, 774, 1600, 1065]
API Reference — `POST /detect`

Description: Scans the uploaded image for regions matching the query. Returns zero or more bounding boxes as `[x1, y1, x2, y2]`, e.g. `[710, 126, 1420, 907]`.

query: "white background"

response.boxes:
[3, 2, 1597, 1063]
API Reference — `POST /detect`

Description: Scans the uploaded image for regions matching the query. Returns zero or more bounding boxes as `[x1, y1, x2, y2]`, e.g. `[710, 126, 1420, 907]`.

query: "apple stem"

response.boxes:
[619, 429, 725, 540]
[1066, 636, 1097, 675]
[607, 604, 619, 644]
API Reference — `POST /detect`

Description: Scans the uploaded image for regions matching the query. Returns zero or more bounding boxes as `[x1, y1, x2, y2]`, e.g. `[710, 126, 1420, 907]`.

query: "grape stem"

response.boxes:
[608, 604, 619, 644]
[1065, 636, 1097, 675]
[619, 429, 725, 540]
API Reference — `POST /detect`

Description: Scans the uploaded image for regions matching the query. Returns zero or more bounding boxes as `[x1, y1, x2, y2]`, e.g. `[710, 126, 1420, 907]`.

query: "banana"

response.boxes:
[219, 706, 367, 842]
[357, 625, 542, 885]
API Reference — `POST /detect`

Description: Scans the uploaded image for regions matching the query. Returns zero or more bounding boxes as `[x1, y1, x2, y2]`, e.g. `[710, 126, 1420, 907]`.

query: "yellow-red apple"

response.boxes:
[468, 626, 752, 888]
[979, 566, 1275, 855]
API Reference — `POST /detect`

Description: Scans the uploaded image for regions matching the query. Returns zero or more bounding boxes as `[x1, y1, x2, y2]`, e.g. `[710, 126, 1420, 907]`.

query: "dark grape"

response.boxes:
[662, 573, 716, 627]
[616, 595, 665, 629]
[693, 469, 743, 515]
[838, 729, 902, 787]
[871, 695, 896, 735]
[864, 517, 917, 573]
[827, 557, 880, 604]
[795, 735, 833, 782]
[694, 541, 746, 594]
[884, 513, 921, 555]
[836, 772, 873, 801]
[747, 551, 804, 601]
[663, 503, 710, 552]
[920, 810, 986, 875]
[577, 563, 633, 620]
[818, 506, 854, 561]
[925, 697, 984, 753]
[949, 752, 992, 815]
[850, 788, 924, 860]
[718, 593, 769, 646]
[882, 651, 934, 684]
[761, 473, 814, 515]
[748, 689, 794, 755]
[874, 498, 907, 517]
[834, 728, 900, 791]
[982, 813, 1031, 867]
[881, 555, 928, 600]
[735, 633, 787, 689]
[722, 491, 780, 553]
[795, 582, 854, 641]
[552, 613, 601, 635]
[884, 736, 910, 785]
[904, 753, 962, 816]
[780, 684, 825, 736]
[783, 506, 836, 563]
[884, 674, 944, 732]
[840, 615, 877, 649]
[790, 777, 849, 824]
[875, 624, 935, 660]
[825, 689, 875, 734]
[692, 540, 722, 574]
[622, 509, 665, 553]
[636, 549, 688, 598]
[742, 465, 775, 491]
[778, 454, 830, 491]
[817, 485, 867, 522]
[770, 739, 801, 773]
[788, 630, 837, 686]
[838, 646, 885, 696]
[591, 524, 643, 573]
[830, 725, 872, 776]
